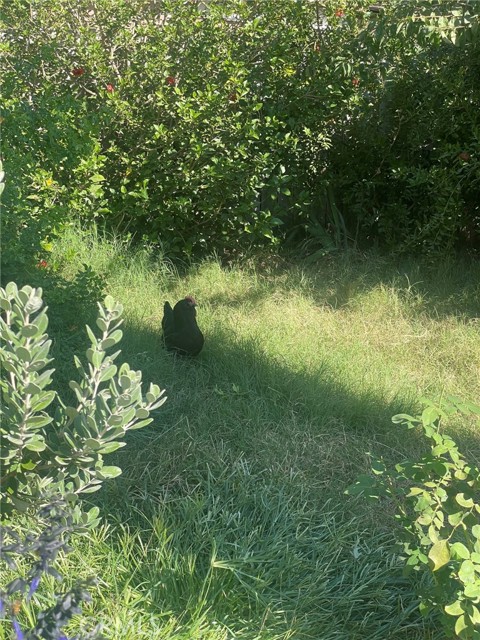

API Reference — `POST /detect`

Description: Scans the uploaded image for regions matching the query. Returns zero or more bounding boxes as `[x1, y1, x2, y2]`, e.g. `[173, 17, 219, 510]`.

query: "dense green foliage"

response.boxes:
[348, 398, 480, 639]
[2, 0, 479, 265]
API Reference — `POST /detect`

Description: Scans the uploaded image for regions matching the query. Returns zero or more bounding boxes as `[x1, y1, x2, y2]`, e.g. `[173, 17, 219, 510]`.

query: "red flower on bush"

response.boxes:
[71, 67, 85, 77]
[37, 259, 48, 269]
[335, 9, 345, 17]
[352, 77, 360, 87]
[106, 83, 114, 93]
[458, 151, 471, 162]
[166, 76, 176, 86]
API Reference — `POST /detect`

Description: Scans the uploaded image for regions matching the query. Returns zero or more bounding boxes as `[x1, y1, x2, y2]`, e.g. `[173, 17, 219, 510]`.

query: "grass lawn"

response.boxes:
[3, 227, 479, 639]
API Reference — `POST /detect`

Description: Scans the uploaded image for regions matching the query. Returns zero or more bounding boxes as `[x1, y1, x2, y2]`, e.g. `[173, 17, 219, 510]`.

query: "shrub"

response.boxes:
[347, 397, 480, 638]
[2, 0, 479, 262]
[0, 283, 166, 637]
[0, 282, 166, 521]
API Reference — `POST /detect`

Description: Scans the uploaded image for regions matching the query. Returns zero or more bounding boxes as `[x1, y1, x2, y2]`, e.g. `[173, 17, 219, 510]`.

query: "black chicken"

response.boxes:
[161, 296, 204, 356]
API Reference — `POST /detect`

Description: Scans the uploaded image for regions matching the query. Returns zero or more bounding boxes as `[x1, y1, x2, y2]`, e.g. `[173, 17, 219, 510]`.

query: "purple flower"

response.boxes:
[27, 575, 41, 601]
[12, 618, 25, 640]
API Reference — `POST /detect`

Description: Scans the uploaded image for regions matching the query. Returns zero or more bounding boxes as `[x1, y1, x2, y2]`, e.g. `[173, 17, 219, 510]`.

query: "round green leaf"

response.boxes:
[96, 465, 122, 480]
[451, 542, 470, 560]
[445, 600, 464, 616]
[16, 346, 32, 362]
[0, 298, 12, 311]
[472, 525, 480, 539]
[459, 560, 477, 584]
[428, 539, 450, 571]
[25, 438, 46, 452]
[21, 324, 40, 338]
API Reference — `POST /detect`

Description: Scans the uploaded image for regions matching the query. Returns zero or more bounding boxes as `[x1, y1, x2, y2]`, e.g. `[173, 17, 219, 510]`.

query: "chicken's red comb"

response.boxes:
[185, 296, 196, 305]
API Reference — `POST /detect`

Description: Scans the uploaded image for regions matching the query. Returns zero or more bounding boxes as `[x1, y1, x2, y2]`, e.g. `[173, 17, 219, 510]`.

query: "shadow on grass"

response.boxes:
[206, 253, 480, 322]
[96, 319, 433, 514]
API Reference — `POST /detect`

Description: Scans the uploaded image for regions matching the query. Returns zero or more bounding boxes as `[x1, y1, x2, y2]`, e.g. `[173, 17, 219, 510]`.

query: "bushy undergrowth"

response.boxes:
[2, 0, 479, 267]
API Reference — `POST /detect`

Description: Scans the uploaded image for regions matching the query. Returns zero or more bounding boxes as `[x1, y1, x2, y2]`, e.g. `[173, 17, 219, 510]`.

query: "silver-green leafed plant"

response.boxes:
[0, 283, 166, 524]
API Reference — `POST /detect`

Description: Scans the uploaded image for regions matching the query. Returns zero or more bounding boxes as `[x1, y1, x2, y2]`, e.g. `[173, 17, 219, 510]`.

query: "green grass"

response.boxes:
[3, 227, 480, 639]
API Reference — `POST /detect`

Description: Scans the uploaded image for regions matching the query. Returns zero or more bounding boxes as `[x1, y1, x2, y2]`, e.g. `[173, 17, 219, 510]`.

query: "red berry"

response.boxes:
[106, 83, 114, 93]
[166, 76, 176, 86]
[37, 259, 48, 269]
[459, 151, 471, 162]
[72, 67, 85, 77]
[335, 10, 345, 17]
[352, 77, 360, 87]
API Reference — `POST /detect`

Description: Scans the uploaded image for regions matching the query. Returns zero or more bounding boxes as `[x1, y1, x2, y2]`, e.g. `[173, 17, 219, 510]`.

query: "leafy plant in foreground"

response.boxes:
[347, 397, 480, 638]
[0, 496, 101, 639]
[0, 282, 167, 520]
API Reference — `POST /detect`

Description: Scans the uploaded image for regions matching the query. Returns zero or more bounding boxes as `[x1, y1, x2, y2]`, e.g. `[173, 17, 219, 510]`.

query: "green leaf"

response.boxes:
[81, 484, 102, 494]
[119, 375, 131, 390]
[25, 438, 47, 452]
[445, 600, 464, 616]
[371, 459, 386, 475]
[96, 317, 108, 332]
[25, 382, 41, 395]
[104, 295, 115, 311]
[101, 330, 123, 350]
[31, 390, 56, 412]
[11, 495, 30, 512]
[457, 493, 475, 508]
[422, 406, 440, 426]
[84, 438, 101, 451]
[392, 413, 416, 424]
[449, 512, 464, 526]
[469, 604, 480, 625]
[21, 460, 37, 470]
[100, 364, 117, 382]
[21, 324, 40, 338]
[464, 583, 480, 599]
[16, 346, 32, 362]
[99, 441, 126, 454]
[32, 311, 48, 334]
[455, 614, 468, 637]
[96, 465, 122, 480]
[6, 282, 18, 297]
[25, 415, 53, 428]
[451, 542, 470, 560]
[0, 297, 12, 312]
[459, 560, 476, 584]
[86, 324, 97, 346]
[135, 407, 150, 420]
[472, 525, 480, 539]
[428, 540, 450, 571]
[86, 506, 100, 522]
[128, 418, 152, 430]
[408, 487, 424, 496]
